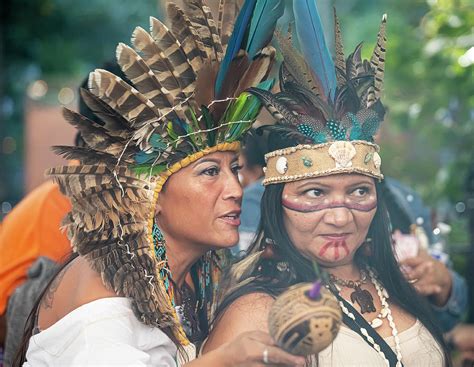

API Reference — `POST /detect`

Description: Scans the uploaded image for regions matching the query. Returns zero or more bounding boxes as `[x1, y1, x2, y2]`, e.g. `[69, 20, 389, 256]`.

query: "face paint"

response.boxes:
[281, 174, 378, 266]
[318, 241, 350, 260]
[282, 197, 377, 213]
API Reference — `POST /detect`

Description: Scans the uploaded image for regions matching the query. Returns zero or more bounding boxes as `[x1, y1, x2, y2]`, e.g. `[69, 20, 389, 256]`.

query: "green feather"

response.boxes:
[201, 106, 217, 146]
[167, 121, 178, 141]
[132, 163, 167, 177]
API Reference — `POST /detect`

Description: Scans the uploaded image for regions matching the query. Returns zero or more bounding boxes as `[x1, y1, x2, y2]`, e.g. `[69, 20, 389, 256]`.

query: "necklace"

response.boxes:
[329, 270, 376, 314]
[333, 269, 403, 367]
[368, 269, 403, 365]
[171, 280, 202, 342]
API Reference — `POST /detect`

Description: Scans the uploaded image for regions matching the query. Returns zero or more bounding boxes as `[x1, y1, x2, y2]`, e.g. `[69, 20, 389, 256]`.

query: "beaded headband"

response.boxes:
[263, 141, 383, 185]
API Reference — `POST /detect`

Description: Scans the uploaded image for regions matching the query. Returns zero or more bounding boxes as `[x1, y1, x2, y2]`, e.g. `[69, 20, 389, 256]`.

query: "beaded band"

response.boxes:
[263, 141, 383, 185]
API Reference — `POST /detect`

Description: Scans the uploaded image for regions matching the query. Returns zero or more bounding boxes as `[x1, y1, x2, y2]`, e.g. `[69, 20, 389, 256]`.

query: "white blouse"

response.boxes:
[318, 319, 445, 366]
[24, 297, 180, 366]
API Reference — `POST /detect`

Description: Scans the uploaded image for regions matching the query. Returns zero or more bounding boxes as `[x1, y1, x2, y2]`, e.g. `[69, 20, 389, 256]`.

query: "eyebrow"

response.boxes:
[295, 179, 374, 190]
[193, 156, 239, 168]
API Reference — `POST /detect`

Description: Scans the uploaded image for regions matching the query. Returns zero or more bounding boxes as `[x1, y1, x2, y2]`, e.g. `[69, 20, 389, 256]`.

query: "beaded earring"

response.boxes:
[152, 222, 174, 305]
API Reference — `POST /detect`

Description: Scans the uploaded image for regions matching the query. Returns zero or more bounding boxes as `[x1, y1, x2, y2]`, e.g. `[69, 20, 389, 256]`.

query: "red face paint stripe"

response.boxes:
[334, 241, 340, 260]
[318, 241, 333, 257]
[340, 241, 349, 256]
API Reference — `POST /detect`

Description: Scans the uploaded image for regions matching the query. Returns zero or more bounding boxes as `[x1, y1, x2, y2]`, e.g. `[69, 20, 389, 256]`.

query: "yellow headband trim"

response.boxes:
[146, 141, 240, 345]
[263, 141, 383, 185]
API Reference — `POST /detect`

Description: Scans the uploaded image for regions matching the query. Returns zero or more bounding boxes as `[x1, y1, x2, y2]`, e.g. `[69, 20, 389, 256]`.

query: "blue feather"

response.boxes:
[215, 0, 257, 96]
[293, 0, 337, 99]
[245, 0, 284, 59]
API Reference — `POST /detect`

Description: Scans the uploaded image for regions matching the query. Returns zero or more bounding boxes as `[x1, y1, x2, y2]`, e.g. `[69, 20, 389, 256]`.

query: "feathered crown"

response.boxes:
[248, 2, 387, 185]
[48, 0, 284, 345]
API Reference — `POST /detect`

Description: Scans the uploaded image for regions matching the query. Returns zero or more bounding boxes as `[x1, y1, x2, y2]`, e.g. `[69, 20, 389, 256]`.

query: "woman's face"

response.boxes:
[156, 151, 242, 250]
[282, 174, 377, 267]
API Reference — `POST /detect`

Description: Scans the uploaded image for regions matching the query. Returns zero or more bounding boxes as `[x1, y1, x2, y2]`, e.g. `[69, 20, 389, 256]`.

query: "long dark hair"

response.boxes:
[216, 181, 451, 366]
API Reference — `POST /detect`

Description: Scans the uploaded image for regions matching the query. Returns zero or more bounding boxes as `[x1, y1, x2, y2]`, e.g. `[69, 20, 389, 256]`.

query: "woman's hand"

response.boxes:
[187, 330, 306, 367]
[220, 330, 306, 367]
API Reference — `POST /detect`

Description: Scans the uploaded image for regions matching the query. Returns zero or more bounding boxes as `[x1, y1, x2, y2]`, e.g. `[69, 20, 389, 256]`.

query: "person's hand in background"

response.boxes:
[400, 248, 452, 307]
[447, 324, 474, 363]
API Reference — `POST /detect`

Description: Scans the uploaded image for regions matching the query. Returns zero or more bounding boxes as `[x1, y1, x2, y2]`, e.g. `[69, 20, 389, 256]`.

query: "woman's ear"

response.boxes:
[154, 195, 163, 217]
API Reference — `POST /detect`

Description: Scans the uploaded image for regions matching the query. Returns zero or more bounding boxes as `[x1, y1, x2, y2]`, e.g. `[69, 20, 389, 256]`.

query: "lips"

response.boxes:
[219, 210, 241, 226]
[321, 233, 350, 240]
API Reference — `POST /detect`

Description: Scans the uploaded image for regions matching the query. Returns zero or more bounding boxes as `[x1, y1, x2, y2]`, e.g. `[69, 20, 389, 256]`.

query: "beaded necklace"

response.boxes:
[330, 268, 403, 367]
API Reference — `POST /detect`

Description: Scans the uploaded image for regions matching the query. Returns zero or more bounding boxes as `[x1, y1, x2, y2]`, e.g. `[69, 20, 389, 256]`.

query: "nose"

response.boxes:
[323, 206, 353, 227]
[222, 170, 243, 202]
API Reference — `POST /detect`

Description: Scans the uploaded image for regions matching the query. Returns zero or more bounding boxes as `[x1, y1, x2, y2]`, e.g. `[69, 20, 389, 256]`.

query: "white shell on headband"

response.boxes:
[276, 156, 288, 174]
[373, 152, 381, 169]
[328, 141, 356, 168]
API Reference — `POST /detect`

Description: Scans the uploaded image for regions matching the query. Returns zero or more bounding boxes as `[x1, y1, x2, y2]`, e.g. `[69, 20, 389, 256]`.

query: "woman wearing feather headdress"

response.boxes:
[13, 1, 306, 366]
[205, 2, 450, 366]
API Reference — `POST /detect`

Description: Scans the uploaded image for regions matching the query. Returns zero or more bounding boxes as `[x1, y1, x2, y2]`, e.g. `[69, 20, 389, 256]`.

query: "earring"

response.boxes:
[362, 237, 373, 257]
[262, 237, 278, 259]
[152, 222, 174, 304]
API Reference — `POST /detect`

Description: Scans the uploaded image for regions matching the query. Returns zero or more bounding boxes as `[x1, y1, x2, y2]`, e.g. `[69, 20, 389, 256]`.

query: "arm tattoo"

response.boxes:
[41, 262, 72, 309]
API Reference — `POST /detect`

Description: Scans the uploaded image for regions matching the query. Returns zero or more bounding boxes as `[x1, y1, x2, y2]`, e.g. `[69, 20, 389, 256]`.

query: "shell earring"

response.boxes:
[362, 237, 373, 257]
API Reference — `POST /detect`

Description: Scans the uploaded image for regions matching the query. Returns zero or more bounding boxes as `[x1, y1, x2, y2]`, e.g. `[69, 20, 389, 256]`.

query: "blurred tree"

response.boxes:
[338, 0, 473, 246]
[0, 0, 159, 218]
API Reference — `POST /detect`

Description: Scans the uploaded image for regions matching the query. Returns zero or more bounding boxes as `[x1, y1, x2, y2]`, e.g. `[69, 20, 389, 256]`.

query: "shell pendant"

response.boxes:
[370, 317, 383, 328]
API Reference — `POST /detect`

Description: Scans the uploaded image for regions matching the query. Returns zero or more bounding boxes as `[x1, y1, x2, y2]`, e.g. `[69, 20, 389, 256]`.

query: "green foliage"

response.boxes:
[336, 0, 473, 296]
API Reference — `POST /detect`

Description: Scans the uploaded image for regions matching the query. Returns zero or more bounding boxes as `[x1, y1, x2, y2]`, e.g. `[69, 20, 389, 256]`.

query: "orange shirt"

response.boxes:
[0, 181, 72, 314]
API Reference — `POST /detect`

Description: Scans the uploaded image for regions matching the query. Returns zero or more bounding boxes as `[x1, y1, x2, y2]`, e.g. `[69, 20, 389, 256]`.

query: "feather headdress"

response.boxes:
[249, 5, 388, 185]
[48, 0, 284, 345]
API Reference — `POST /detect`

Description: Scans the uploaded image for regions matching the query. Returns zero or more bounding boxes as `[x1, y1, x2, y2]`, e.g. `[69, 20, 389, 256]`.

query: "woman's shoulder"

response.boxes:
[219, 291, 275, 326]
[203, 292, 274, 353]
[227, 292, 275, 314]
[38, 255, 116, 331]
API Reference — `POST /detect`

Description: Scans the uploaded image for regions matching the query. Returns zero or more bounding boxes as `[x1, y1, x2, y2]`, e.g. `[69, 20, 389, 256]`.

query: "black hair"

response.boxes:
[379, 179, 414, 234]
[241, 129, 267, 169]
[216, 181, 451, 366]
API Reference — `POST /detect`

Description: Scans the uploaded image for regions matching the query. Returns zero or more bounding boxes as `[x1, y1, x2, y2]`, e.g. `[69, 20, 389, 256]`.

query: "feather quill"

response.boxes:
[235, 46, 275, 97]
[215, 0, 256, 97]
[216, 0, 240, 48]
[245, 0, 284, 59]
[116, 43, 184, 121]
[333, 8, 346, 86]
[167, 3, 207, 70]
[52, 146, 121, 166]
[370, 14, 387, 100]
[79, 89, 131, 137]
[62, 108, 130, 156]
[247, 87, 299, 125]
[182, 0, 223, 61]
[88, 69, 160, 129]
[293, 0, 337, 99]
[148, 17, 196, 97]
[194, 60, 219, 109]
